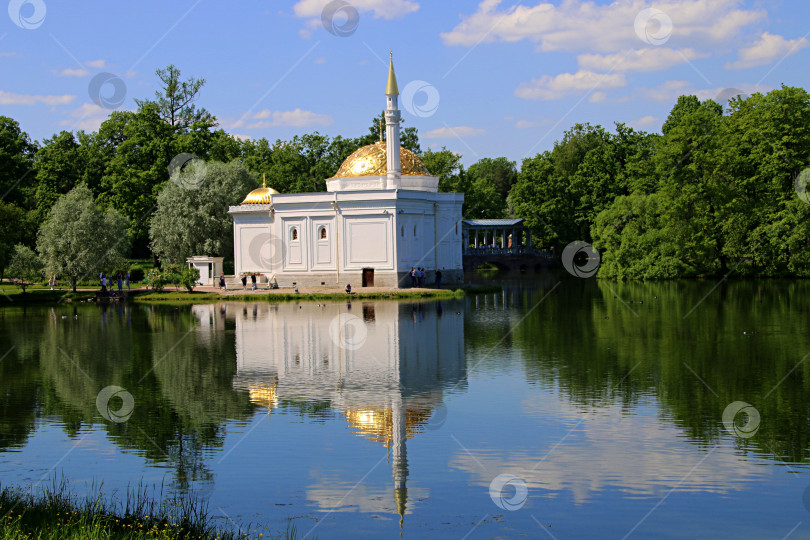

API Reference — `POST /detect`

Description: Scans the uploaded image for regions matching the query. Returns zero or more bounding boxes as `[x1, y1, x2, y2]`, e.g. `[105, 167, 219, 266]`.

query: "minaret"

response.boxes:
[385, 52, 402, 189]
[392, 394, 408, 531]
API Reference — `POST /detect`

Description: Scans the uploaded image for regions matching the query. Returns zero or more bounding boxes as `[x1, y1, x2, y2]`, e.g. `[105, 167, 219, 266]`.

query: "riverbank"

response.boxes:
[0, 284, 501, 306]
[0, 480, 288, 539]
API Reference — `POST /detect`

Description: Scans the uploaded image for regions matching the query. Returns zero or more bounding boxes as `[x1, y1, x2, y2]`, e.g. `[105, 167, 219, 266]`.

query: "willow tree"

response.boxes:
[149, 160, 257, 265]
[37, 184, 130, 291]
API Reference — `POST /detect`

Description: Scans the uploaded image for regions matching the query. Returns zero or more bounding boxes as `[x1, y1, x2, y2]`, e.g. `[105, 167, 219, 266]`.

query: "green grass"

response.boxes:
[0, 288, 97, 305]
[0, 479, 295, 539]
[131, 287, 492, 304]
[0, 283, 501, 307]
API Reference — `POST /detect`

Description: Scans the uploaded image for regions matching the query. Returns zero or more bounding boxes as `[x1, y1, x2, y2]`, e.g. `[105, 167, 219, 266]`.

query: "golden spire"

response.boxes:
[262, 173, 266, 188]
[379, 116, 383, 143]
[386, 51, 399, 95]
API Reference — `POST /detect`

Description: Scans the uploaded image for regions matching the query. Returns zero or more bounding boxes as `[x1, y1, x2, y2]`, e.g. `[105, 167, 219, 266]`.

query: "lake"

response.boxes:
[1, 274, 810, 539]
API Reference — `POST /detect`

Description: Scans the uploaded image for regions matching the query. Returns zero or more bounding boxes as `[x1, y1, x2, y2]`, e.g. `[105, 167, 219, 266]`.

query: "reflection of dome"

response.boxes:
[330, 142, 432, 178]
[248, 382, 278, 411]
[241, 175, 280, 205]
[344, 406, 432, 445]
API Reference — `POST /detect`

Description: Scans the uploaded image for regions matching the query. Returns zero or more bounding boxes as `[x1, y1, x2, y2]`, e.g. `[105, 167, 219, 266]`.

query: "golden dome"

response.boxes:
[343, 406, 432, 445]
[241, 175, 280, 204]
[331, 142, 432, 178]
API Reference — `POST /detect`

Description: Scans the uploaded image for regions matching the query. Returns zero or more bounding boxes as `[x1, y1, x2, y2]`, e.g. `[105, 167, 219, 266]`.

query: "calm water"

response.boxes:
[2, 275, 810, 539]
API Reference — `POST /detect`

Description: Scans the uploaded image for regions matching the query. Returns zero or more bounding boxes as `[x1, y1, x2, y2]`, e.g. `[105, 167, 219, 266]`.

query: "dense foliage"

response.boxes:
[1, 60, 808, 279]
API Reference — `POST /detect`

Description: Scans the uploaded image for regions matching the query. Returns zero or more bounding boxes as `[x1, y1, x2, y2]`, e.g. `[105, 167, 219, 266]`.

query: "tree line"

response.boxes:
[1, 62, 808, 283]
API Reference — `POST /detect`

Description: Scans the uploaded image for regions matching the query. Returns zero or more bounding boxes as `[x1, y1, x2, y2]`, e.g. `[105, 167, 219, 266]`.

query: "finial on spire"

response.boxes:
[262, 173, 266, 188]
[386, 52, 399, 95]
[379, 116, 384, 142]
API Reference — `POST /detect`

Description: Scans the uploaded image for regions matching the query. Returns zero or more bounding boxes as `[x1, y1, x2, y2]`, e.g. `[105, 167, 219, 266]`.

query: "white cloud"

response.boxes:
[725, 32, 810, 70]
[230, 133, 252, 141]
[515, 70, 626, 100]
[636, 80, 772, 103]
[59, 103, 115, 132]
[0, 90, 75, 106]
[54, 68, 90, 77]
[631, 115, 659, 129]
[422, 126, 486, 139]
[293, 0, 418, 20]
[588, 91, 607, 103]
[441, 0, 764, 54]
[233, 108, 333, 129]
[637, 79, 692, 102]
[85, 59, 107, 68]
[578, 47, 707, 73]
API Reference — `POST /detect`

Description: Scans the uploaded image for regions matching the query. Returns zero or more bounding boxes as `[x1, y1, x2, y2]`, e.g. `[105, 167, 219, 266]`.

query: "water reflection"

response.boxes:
[194, 300, 466, 524]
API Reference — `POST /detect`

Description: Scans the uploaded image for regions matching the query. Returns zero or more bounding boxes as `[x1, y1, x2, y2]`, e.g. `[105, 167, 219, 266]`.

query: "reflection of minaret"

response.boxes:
[392, 394, 408, 531]
[385, 52, 401, 189]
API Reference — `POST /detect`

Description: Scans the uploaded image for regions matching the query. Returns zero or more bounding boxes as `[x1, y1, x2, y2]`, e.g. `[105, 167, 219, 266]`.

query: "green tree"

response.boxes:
[467, 157, 517, 201]
[150, 160, 256, 265]
[0, 116, 37, 208]
[6, 244, 42, 293]
[0, 202, 28, 283]
[134, 64, 215, 132]
[33, 131, 84, 221]
[37, 184, 130, 291]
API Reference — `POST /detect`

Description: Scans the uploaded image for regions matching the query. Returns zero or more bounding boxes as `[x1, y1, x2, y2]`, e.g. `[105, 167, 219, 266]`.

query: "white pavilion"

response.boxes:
[229, 55, 464, 288]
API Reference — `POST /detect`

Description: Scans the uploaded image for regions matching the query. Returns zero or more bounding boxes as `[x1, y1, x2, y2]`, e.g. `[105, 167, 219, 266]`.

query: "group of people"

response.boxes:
[99, 271, 130, 295]
[239, 273, 258, 291]
[410, 267, 442, 288]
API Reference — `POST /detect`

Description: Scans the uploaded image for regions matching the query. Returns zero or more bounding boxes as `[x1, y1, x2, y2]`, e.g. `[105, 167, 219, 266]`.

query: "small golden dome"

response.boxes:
[241, 175, 280, 204]
[331, 142, 432, 179]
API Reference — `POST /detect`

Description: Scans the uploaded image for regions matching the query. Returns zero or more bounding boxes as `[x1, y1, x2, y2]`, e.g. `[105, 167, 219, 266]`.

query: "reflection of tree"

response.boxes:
[0, 309, 45, 450]
[31, 303, 255, 492]
[500, 278, 810, 463]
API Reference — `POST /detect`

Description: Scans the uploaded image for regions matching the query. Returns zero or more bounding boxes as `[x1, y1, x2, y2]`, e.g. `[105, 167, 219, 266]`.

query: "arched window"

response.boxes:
[319, 227, 327, 240]
[291, 228, 298, 241]
[413, 225, 417, 237]
[401, 225, 405, 237]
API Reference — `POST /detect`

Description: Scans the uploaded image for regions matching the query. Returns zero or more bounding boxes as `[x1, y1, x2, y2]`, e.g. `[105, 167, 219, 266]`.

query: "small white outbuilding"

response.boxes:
[186, 256, 224, 286]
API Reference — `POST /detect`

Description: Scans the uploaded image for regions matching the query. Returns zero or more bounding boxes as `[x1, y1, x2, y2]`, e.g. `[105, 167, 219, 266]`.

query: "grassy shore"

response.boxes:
[0, 480, 292, 539]
[0, 284, 501, 307]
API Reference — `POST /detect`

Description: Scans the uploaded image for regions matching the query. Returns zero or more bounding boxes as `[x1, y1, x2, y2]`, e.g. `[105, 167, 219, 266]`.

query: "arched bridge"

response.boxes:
[461, 219, 555, 272]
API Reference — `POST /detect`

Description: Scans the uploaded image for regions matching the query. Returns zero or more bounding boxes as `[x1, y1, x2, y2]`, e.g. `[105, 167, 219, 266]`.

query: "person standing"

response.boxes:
[125, 271, 130, 290]
[435, 269, 442, 289]
[219, 272, 226, 290]
[251, 273, 257, 291]
[101, 274, 107, 294]
[117, 273, 123, 292]
[241, 273, 247, 289]
[410, 268, 417, 287]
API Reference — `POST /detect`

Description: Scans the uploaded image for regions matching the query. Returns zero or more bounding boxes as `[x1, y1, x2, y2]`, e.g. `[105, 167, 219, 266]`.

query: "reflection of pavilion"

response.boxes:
[206, 300, 466, 525]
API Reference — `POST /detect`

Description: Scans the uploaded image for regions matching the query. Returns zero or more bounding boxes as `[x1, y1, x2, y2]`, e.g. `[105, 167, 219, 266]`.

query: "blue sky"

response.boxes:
[1, 0, 808, 167]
